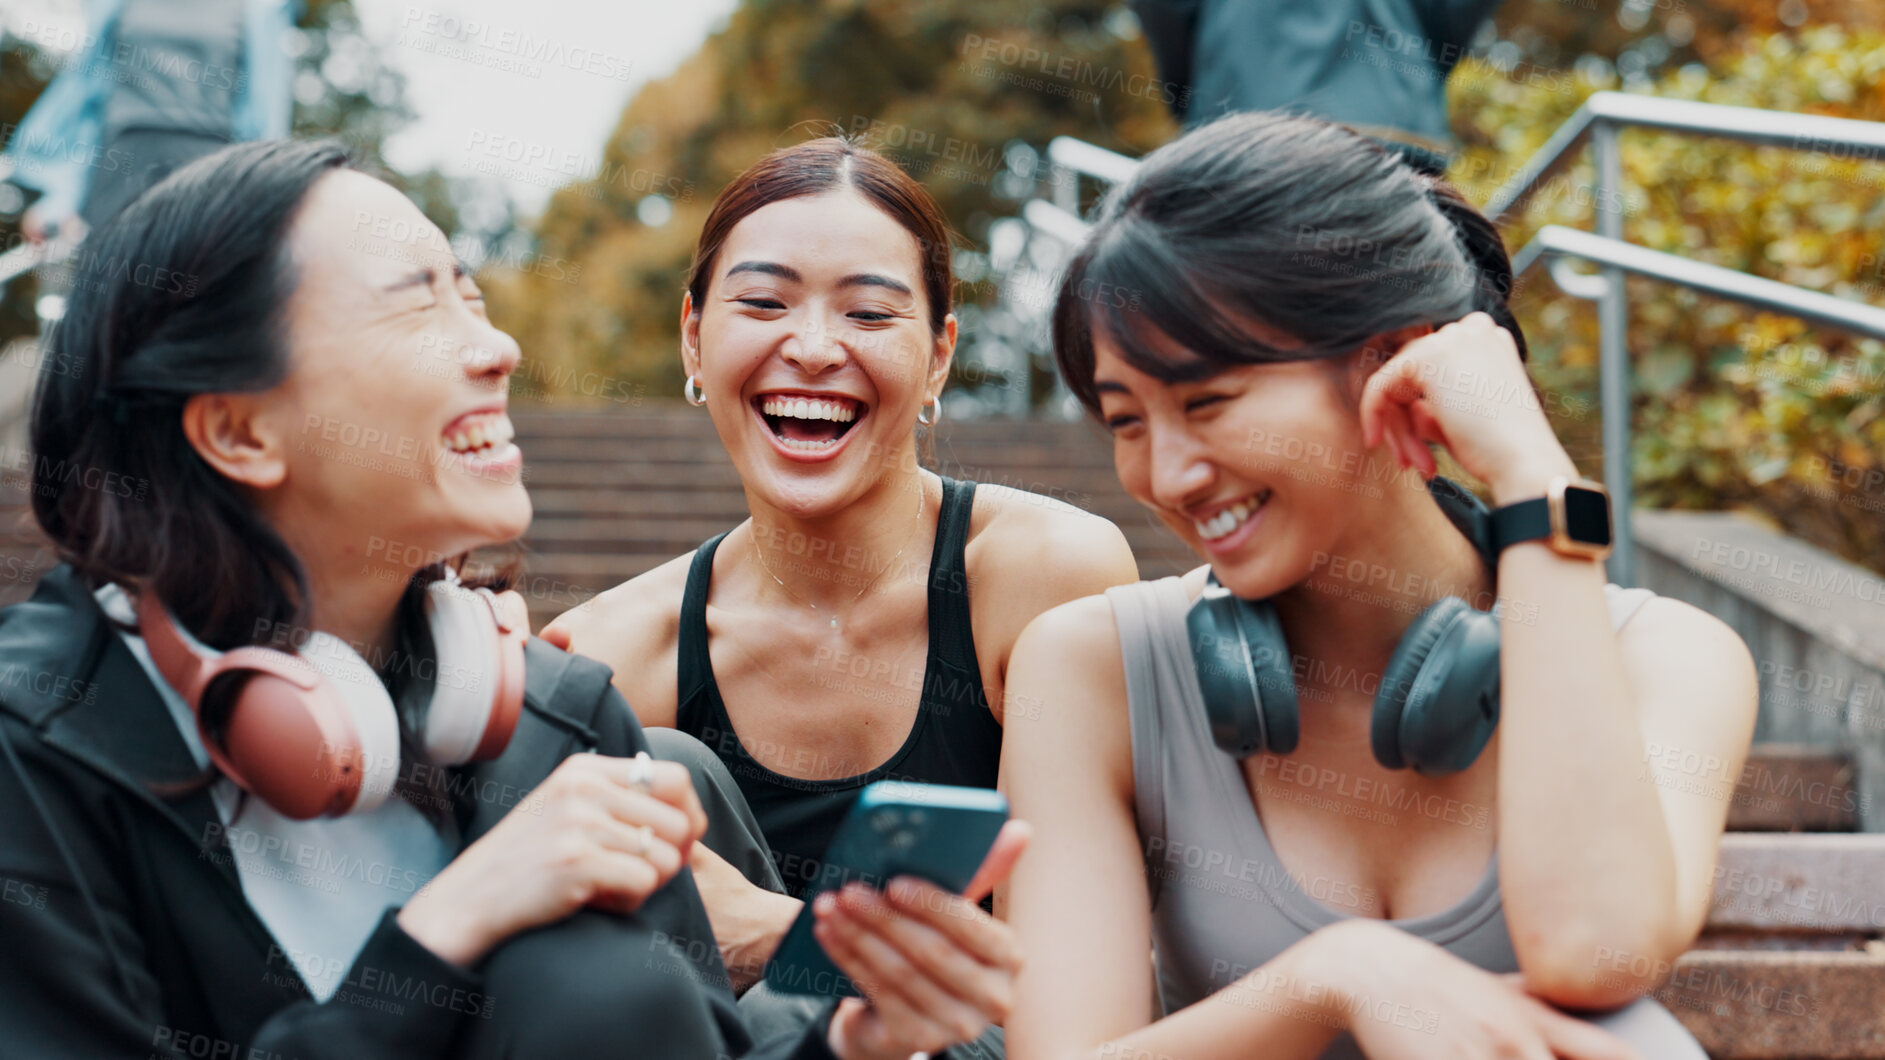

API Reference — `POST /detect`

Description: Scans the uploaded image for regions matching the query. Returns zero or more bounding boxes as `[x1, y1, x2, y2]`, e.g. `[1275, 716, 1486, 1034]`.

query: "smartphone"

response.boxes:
[762, 781, 1009, 998]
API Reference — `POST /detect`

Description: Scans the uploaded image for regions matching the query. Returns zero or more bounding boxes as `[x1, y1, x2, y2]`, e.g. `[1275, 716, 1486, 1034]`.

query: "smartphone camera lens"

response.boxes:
[889, 829, 917, 852]
[872, 810, 902, 833]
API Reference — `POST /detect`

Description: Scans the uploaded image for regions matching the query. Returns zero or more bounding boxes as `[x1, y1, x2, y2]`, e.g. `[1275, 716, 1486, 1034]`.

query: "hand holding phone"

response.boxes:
[766, 781, 1011, 998]
[792, 790, 1031, 1060]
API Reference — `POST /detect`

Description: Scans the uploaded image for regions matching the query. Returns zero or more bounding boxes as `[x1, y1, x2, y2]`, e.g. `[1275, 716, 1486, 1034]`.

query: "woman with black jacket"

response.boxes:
[0, 138, 1023, 1059]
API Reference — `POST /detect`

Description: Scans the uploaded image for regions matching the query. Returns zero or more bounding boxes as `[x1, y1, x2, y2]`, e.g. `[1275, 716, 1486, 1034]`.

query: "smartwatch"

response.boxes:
[1488, 476, 1614, 561]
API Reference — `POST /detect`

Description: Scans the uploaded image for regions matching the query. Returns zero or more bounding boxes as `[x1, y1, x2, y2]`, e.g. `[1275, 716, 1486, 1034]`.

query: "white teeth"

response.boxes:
[1192, 491, 1271, 541]
[444, 413, 515, 454]
[779, 436, 839, 451]
[759, 396, 857, 422]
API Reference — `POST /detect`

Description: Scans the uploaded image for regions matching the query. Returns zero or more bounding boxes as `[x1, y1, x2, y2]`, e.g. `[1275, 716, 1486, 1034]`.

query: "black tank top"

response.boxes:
[675, 476, 1005, 900]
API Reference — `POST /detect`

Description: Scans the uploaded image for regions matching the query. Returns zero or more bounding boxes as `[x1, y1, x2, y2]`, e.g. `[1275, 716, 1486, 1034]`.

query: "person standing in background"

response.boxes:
[5, 0, 298, 242]
[1129, 0, 1504, 174]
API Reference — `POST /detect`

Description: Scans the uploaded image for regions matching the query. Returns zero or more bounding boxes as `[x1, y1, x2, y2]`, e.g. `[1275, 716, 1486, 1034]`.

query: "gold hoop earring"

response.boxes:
[916, 395, 942, 426]
[684, 375, 706, 407]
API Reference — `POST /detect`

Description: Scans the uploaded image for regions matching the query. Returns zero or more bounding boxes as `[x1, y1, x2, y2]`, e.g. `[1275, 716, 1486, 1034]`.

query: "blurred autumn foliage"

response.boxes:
[482, 0, 1885, 573]
[481, 1, 1177, 405]
[1448, 25, 1885, 575]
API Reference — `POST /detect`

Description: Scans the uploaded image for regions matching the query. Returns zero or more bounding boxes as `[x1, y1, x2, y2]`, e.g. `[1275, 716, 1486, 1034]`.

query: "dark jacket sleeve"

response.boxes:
[1129, 0, 1203, 121]
[247, 910, 487, 1058]
[0, 713, 484, 1059]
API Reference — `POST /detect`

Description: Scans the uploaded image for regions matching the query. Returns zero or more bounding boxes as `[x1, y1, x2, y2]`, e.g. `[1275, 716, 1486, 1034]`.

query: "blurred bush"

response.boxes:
[1447, 26, 1885, 575]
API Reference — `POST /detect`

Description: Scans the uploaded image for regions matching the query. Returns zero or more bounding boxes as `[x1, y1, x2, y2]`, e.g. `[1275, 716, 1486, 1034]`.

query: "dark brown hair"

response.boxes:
[31, 140, 352, 649]
[687, 137, 955, 335]
[1053, 111, 1525, 417]
[29, 139, 512, 654]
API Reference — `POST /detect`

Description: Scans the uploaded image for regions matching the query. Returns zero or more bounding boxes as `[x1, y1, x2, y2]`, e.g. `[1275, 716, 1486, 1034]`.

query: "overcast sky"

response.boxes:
[354, 1, 736, 214]
[0, 0, 737, 216]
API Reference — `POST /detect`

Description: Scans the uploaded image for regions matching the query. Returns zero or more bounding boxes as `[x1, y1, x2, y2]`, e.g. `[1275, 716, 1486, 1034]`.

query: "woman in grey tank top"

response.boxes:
[1001, 112, 1758, 1059]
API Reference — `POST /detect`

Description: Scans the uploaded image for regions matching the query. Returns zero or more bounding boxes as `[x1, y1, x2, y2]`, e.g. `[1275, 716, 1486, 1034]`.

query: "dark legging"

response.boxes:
[450, 729, 1002, 1058]
[651, 729, 1006, 1060]
[449, 729, 828, 1058]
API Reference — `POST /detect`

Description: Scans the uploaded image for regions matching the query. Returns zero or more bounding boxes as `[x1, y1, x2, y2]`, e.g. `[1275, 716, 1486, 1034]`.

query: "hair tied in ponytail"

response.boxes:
[1420, 177, 1528, 362]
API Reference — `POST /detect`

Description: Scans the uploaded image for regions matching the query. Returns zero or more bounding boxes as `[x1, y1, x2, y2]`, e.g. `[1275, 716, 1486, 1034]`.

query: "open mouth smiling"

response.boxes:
[752, 391, 866, 456]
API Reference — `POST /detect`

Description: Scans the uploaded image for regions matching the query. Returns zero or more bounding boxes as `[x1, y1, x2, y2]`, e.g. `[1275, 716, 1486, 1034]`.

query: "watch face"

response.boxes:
[1562, 486, 1612, 547]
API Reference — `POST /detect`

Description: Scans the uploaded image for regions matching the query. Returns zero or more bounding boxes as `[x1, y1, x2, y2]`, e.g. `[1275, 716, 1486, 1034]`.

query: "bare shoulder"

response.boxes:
[541, 550, 695, 728]
[1618, 593, 1758, 730]
[1014, 591, 1124, 669]
[967, 481, 1139, 608]
[1004, 591, 1133, 789]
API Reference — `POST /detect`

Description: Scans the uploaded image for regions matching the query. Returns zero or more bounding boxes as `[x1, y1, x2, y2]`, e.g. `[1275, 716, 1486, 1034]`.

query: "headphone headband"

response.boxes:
[130, 580, 524, 819]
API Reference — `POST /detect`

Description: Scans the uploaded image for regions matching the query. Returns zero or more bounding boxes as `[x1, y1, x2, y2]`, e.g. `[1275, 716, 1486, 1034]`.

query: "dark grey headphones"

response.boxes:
[1185, 477, 1502, 775]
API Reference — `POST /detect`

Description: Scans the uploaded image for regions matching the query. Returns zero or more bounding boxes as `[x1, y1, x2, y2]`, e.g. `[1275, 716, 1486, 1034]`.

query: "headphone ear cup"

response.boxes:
[1187, 585, 1299, 757]
[419, 583, 525, 765]
[209, 659, 367, 820]
[478, 589, 525, 762]
[1234, 599, 1299, 755]
[134, 590, 398, 820]
[203, 643, 403, 820]
[1373, 599, 1501, 774]
[1189, 587, 1268, 756]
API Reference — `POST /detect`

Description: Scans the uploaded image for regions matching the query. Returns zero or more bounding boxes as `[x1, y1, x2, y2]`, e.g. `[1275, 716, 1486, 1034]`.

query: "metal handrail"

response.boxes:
[1495, 91, 1885, 583]
[1021, 199, 1091, 249]
[1014, 96, 1885, 585]
[1515, 226, 1885, 339]
[1046, 136, 1137, 184]
[1485, 90, 1885, 222]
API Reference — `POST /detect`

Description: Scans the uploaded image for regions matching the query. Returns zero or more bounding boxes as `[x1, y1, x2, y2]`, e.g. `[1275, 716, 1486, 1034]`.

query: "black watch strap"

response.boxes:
[1488, 496, 1552, 555]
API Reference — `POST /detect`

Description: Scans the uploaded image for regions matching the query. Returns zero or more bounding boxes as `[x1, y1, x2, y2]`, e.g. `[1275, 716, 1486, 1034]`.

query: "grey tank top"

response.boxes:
[1109, 575, 1708, 1059]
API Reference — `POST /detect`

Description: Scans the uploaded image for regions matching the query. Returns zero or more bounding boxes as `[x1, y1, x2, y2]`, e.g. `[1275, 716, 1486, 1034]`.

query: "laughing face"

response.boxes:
[259, 170, 532, 566]
[683, 188, 955, 516]
[1092, 327, 1394, 601]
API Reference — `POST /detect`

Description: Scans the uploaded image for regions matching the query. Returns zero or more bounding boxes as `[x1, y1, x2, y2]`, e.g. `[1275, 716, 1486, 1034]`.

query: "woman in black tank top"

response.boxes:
[678, 474, 1003, 900]
[545, 138, 1137, 1046]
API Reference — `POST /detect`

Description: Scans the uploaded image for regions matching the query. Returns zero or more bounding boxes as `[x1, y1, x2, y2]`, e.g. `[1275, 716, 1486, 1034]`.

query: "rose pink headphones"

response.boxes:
[133, 576, 526, 820]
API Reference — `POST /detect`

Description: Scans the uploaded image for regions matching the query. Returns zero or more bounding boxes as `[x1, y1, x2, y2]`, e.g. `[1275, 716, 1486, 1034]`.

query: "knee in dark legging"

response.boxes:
[645, 727, 731, 797]
[461, 909, 730, 1058]
[643, 727, 785, 894]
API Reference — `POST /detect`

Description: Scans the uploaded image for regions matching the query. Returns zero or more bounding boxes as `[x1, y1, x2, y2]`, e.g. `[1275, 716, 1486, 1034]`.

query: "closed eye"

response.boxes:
[1185, 394, 1227, 413]
[738, 297, 785, 311]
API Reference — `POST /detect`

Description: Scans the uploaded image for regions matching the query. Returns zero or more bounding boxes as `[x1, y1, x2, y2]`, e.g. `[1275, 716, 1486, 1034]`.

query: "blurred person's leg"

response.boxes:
[79, 129, 230, 232]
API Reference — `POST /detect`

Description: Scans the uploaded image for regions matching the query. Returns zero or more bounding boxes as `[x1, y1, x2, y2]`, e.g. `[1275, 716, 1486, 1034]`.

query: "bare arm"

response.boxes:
[1359, 314, 1761, 1009]
[1489, 515, 1758, 1005]
[974, 486, 1139, 722]
[542, 551, 803, 989]
[1002, 597, 1339, 1060]
[540, 553, 692, 729]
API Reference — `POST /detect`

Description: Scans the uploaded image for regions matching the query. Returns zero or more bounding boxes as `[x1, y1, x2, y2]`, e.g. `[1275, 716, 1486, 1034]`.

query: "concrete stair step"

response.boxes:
[1660, 949, 1885, 1058]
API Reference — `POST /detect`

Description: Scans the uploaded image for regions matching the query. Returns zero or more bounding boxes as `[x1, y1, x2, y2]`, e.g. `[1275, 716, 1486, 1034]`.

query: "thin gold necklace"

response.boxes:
[750, 479, 927, 631]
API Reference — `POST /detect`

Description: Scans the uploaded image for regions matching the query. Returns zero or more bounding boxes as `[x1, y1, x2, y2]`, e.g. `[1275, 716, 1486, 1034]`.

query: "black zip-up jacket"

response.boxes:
[0, 565, 840, 1059]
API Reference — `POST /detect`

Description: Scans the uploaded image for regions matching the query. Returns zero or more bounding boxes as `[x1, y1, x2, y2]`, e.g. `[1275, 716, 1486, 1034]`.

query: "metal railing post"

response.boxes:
[1592, 118, 1635, 586]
